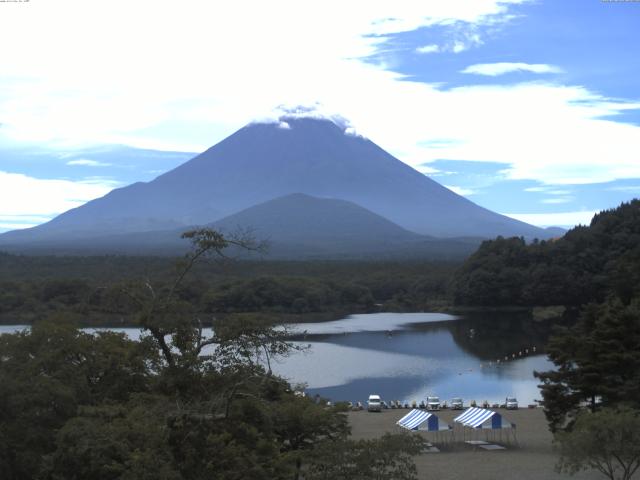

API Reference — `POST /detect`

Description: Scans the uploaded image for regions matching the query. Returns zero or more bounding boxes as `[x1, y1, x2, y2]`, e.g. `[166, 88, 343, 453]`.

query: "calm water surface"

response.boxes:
[0, 311, 553, 404]
[280, 312, 552, 404]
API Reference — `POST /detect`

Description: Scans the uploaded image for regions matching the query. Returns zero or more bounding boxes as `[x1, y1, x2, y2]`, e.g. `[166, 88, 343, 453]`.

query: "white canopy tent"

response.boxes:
[453, 407, 517, 445]
[397, 409, 452, 443]
[397, 409, 451, 431]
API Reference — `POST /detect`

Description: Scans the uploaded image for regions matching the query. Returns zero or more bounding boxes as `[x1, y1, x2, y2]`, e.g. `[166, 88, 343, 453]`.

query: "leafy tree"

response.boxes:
[0, 319, 152, 480]
[556, 407, 640, 480]
[49, 397, 181, 480]
[106, 228, 370, 477]
[270, 396, 350, 479]
[121, 229, 266, 376]
[535, 298, 640, 432]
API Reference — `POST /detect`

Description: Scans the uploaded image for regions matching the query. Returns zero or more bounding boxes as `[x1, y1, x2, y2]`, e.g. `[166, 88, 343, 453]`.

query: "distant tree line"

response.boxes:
[0, 255, 456, 325]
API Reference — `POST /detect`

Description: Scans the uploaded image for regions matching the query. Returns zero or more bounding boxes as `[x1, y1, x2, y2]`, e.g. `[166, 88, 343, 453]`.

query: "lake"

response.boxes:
[0, 311, 553, 405]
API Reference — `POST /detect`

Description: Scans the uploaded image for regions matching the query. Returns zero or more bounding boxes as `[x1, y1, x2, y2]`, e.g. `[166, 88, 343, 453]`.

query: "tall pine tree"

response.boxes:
[535, 297, 640, 432]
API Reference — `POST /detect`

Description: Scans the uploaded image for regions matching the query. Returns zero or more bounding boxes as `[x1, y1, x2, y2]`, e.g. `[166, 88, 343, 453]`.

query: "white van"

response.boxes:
[505, 397, 518, 410]
[426, 396, 441, 411]
[367, 394, 382, 412]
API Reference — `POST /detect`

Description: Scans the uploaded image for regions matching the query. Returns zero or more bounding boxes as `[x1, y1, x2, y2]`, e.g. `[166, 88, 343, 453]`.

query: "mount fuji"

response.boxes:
[0, 115, 552, 256]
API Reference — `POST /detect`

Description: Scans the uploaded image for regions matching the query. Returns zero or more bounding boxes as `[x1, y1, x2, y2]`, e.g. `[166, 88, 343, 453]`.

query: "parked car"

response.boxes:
[450, 397, 464, 410]
[426, 396, 441, 411]
[505, 397, 519, 410]
[367, 394, 382, 412]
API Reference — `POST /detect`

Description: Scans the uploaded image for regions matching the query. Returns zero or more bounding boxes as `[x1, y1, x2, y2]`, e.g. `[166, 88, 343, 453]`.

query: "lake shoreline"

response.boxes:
[0, 310, 356, 329]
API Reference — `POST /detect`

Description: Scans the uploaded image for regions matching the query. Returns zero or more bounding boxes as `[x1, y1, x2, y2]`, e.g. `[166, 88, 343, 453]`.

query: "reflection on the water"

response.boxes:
[445, 310, 553, 360]
[275, 311, 556, 404]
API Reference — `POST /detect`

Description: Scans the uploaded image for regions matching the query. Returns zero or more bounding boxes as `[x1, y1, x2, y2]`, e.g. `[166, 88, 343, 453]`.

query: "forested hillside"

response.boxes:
[451, 201, 640, 434]
[452, 200, 640, 307]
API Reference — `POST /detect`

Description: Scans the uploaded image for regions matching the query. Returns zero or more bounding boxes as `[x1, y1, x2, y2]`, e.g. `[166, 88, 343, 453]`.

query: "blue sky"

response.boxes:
[0, 0, 639, 232]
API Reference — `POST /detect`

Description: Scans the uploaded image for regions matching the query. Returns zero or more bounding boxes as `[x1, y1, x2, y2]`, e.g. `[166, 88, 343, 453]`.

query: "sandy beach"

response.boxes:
[348, 407, 624, 480]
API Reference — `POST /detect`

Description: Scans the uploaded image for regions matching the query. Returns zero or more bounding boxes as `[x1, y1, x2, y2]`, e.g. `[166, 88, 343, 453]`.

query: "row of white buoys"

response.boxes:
[479, 346, 537, 369]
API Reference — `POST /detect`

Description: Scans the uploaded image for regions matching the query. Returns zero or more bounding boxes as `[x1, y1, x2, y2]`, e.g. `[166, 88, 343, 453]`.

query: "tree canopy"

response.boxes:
[535, 298, 640, 432]
[0, 228, 424, 480]
[556, 407, 640, 480]
[453, 200, 640, 308]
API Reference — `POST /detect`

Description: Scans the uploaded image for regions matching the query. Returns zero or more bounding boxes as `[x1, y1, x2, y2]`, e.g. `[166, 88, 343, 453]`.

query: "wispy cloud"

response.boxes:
[541, 197, 574, 204]
[80, 176, 121, 187]
[452, 41, 469, 53]
[607, 185, 640, 193]
[418, 138, 462, 148]
[527, 186, 573, 195]
[445, 185, 475, 196]
[0, 214, 53, 223]
[417, 164, 441, 174]
[66, 158, 112, 167]
[0, 215, 54, 232]
[0, 171, 113, 226]
[461, 62, 563, 76]
[416, 33, 483, 55]
[416, 44, 440, 54]
[503, 210, 597, 228]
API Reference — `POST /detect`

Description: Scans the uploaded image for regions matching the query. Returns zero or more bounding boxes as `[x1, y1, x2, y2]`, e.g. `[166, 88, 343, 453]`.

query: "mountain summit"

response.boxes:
[1, 116, 548, 248]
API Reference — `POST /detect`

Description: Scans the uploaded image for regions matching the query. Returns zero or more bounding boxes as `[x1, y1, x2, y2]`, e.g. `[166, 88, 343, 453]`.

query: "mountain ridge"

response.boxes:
[0, 193, 483, 259]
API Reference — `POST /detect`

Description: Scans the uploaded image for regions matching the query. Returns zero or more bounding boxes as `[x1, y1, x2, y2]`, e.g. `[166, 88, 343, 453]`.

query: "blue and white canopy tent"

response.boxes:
[397, 409, 452, 443]
[453, 407, 517, 445]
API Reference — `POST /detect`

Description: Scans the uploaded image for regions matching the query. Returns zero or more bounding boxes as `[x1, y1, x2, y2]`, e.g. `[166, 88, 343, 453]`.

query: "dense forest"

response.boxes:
[0, 254, 456, 325]
[452, 200, 640, 308]
[450, 201, 640, 443]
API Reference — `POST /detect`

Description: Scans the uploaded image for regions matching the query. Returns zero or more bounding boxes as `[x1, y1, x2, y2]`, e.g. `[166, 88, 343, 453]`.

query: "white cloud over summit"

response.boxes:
[252, 104, 368, 138]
